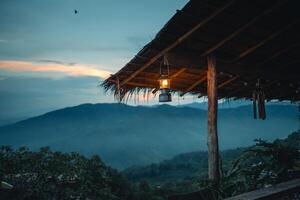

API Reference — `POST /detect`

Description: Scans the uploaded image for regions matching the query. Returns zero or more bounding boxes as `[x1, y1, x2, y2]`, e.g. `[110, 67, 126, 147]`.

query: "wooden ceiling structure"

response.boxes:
[102, 0, 300, 102]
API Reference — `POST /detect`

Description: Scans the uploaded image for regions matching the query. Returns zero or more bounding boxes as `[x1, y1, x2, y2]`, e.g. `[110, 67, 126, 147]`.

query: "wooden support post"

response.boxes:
[207, 55, 220, 183]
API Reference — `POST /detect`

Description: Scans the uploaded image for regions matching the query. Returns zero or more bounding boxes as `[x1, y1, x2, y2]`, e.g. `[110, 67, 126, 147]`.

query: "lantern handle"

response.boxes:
[160, 54, 170, 77]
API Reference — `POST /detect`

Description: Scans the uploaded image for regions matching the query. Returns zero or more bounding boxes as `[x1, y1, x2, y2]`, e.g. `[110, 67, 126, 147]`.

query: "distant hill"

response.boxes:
[179, 101, 252, 109]
[123, 148, 245, 184]
[123, 131, 300, 184]
[0, 117, 27, 126]
[0, 103, 298, 169]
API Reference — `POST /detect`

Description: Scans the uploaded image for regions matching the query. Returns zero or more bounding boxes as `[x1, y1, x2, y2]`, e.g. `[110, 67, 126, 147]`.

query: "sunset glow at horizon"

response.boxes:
[0, 60, 112, 79]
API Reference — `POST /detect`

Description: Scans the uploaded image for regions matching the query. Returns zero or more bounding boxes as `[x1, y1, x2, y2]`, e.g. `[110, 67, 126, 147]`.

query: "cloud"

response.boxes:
[0, 76, 7, 81]
[0, 39, 16, 44]
[90, 46, 129, 52]
[0, 39, 12, 43]
[127, 36, 150, 50]
[38, 59, 77, 66]
[0, 60, 112, 79]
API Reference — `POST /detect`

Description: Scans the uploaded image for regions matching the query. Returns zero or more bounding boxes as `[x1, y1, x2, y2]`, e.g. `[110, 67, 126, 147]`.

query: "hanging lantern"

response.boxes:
[159, 55, 172, 102]
[159, 76, 171, 102]
[159, 75, 170, 89]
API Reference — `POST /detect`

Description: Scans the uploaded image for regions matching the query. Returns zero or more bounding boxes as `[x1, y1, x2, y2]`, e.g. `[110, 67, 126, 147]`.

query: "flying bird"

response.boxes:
[74, 9, 78, 14]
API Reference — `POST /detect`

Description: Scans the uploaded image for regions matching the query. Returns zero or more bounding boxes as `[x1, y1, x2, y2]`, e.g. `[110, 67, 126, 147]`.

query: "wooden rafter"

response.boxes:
[180, 75, 207, 96]
[232, 20, 300, 62]
[262, 57, 300, 78]
[265, 82, 298, 100]
[110, 80, 155, 88]
[222, 89, 240, 98]
[121, 69, 186, 77]
[126, 80, 189, 89]
[170, 68, 187, 78]
[218, 76, 239, 89]
[119, 0, 235, 86]
[125, 82, 154, 88]
[201, 0, 285, 57]
[198, 75, 238, 98]
[258, 42, 300, 66]
[118, 68, 187, 80]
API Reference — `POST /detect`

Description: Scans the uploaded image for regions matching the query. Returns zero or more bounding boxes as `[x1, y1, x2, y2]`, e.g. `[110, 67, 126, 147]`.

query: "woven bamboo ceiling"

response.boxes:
[102, 0, 300, 101]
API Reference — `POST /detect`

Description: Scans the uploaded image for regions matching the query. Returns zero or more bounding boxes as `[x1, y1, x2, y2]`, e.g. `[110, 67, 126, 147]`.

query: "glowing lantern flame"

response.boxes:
[159, 77, 170, 89]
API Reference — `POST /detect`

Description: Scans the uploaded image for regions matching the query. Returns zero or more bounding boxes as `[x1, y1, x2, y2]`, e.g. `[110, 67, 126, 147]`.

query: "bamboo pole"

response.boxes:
[207, 55, 220, 183]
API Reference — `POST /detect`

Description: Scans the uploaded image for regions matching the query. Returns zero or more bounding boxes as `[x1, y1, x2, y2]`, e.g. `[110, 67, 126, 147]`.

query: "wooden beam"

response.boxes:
[121, 69, 187, 78]
[110, 80, 155, 88]
[222, 78, 273, 99]
[265, 83, 297, 101]
[201, 0, 285, 56]
[232, 20, 300, 62]
[258, 42, 300, 66]
[219, 76, 238, 89]
[224, 88, 242, 98]
[119, 0, 235, 86]
[261, 57, 300, 80]
[180, 75, 206, 96]
[112, 73, 189, 90]
[125, 82, 155, 88]
[221, 55, 300, 98]
[124, 81, 188, 89]
[207, 54, 220, 183]
[198, 75, 238, 98]
[170, 68, 187, 78]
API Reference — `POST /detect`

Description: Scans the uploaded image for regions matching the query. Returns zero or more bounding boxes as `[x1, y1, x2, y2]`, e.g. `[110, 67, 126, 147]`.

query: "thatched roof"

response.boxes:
[102, 0, 300, 102]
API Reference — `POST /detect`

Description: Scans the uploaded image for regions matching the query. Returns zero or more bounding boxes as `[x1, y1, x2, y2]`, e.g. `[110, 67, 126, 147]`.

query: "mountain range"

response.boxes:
[123, 131, 300, 184]
[0, 103, 298, 169]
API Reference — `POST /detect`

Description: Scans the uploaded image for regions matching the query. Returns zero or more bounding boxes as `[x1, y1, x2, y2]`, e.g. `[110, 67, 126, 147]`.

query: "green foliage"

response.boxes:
[231, 136, 300, 191]
[123, 149, 244, 185]
[0, 146, 131, 200]
[192, 131, 300, 199]
[124, 131, 300, 200]
[0, 131, 299, 200]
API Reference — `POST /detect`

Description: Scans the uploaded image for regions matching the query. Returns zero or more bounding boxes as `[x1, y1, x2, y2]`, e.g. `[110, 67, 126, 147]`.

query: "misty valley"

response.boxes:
[0, 103, 299, 199]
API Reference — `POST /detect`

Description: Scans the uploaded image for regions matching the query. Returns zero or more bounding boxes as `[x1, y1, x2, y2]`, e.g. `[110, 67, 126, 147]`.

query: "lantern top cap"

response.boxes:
[159, 74, 170, 79]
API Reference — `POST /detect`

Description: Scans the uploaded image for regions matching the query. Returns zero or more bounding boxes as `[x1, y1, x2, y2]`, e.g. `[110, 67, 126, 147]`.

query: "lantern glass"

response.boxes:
[159, 78, 170, 89]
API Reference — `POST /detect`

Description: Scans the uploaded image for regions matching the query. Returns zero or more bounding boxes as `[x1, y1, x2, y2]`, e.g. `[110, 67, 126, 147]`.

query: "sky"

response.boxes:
[0, 0, 193, 120]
